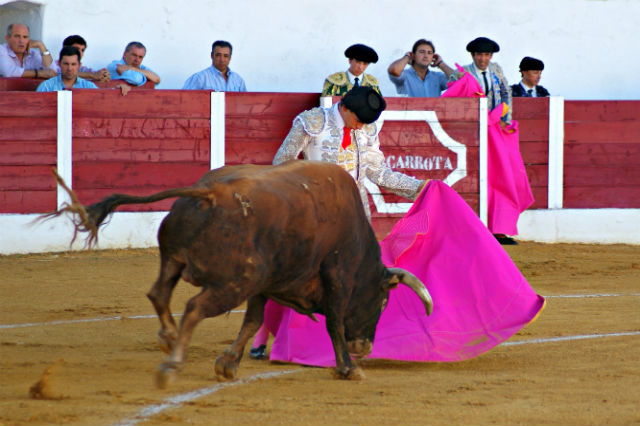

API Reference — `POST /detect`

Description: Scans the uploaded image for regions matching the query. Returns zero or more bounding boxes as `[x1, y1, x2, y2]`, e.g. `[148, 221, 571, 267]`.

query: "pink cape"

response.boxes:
[441, 63, 485, 98]
[265, 181, 545, 367]
[487, 106, 535, 235]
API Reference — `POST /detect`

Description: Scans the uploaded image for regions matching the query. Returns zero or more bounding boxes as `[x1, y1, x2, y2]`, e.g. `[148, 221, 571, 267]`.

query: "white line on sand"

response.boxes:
[111, 369, 301, 426]
[2, 293, 639, 330]
[503, 331, 640, 346]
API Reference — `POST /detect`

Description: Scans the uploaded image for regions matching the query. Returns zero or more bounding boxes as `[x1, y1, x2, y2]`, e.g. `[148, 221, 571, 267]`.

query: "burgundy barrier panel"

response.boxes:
[224, 92, 320, 165]
[373, 97, 481, 236]
[4, 91, 640, 220]
[0, 92, 58, 213]
[512, 97, 550, 209]
[564, 101, 640, 208]
[72, 90, 211, 211]
[0, 77, 155, 91]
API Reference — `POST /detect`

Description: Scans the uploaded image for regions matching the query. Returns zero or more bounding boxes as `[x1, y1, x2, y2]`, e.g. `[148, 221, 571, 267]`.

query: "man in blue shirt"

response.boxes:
[106, 41, 161, 87]
[388, 39, 455, 97]
[182, 40, 247, 91]
[37, 46, 98, 91]
[38, 46, 131, 95]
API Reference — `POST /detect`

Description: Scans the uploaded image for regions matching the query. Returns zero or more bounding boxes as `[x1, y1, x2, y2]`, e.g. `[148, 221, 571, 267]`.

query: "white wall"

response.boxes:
[2, 0, 638, 99]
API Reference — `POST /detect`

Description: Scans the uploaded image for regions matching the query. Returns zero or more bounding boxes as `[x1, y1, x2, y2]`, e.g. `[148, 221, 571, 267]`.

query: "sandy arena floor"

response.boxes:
[1, 242, 639, 425]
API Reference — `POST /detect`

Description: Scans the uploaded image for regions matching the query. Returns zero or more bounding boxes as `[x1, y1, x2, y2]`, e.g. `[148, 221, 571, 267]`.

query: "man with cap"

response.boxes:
[511, 57, 549, 97]
[321, 44, 381, 96]
[182, 40, 247, 91]
[450, 36, 512, 124]
[248, 85, 425, 359]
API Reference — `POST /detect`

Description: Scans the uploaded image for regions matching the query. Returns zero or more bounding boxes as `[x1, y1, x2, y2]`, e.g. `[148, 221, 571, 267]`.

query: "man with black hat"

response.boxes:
[511, 57, 550, 97]
[274, 85, 423, 218]
[321, 43, 382, 96]
[450, 36, 512, 124]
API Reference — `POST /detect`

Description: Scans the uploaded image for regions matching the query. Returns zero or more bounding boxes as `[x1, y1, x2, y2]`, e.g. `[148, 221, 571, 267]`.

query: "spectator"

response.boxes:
[450, 37, 512, 124]
[387, 39, 455, 97]
[511, 57, 550, 97]
[322, 44, 381, 96]
[58, 35, 110, 83]
[0, 23, 56, 79]
[106, 41, 160, 86]
[182, 40, 246, 91]
[37, 46, 130, 95]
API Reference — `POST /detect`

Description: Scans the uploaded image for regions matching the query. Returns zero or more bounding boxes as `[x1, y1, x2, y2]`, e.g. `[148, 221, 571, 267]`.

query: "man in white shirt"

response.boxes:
[0, 23, 57, 79]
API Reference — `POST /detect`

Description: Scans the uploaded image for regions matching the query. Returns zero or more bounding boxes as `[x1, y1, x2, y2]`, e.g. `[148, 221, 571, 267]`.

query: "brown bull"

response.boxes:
[43, 160, 432, 386]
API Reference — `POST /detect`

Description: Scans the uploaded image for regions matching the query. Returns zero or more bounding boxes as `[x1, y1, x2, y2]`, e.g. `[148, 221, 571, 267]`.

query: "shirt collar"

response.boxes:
[472, 62, 491, 77]
[212, 66, 232, 77]
[346, 70, 363, 85]
[330, 102, 346, 128]
[520, 80, 535, 90]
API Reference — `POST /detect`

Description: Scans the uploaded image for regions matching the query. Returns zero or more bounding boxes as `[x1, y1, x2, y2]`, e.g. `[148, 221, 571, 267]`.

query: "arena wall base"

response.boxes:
[0, 212, 167, 255]
[517, 209, 640, 245]
[2, 209, 640, 255]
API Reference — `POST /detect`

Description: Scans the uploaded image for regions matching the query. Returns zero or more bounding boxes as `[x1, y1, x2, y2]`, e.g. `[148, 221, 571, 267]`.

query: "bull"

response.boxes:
[43, 160, 433, 386]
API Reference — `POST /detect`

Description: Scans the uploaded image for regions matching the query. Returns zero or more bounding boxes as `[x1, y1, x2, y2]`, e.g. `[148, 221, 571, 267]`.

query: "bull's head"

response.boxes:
[344, 266, 433, 358]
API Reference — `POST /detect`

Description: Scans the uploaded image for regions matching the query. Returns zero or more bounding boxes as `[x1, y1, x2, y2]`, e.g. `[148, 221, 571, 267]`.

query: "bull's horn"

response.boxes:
[388, 267, 433, 316]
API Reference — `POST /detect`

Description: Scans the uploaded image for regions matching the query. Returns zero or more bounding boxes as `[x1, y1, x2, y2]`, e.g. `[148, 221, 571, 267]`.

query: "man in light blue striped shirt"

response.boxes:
[182, 40, 247, 91]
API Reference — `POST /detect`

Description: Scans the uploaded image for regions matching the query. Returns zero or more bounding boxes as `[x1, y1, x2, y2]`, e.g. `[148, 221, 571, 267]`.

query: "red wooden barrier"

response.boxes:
[0, 77, 155, 91]
[224, 92, 320, 165]
[0, 92, 58, 213]
[72, 90, 210, 211]
[564, 101, 640, 208]
[3, 91, 640, 221]
[373, 97, 481, 236]
[512, 97, 550, 209]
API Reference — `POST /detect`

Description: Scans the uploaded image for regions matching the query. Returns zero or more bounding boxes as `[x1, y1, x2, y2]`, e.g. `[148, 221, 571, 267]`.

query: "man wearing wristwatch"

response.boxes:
[388, 39, 455, 97]
[0, 23, 57, 79]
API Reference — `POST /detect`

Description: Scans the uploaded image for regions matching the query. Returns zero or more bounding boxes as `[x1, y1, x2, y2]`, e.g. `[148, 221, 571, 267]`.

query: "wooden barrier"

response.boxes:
[2, 91, 640, 223]
[513, 97, 550, 209]
[72, 90, 211, 211]
[0, 77, 156, 91]
[224, 92, 320, 165]
[0, 92, 58, 213]
[564, 101, 640, 208]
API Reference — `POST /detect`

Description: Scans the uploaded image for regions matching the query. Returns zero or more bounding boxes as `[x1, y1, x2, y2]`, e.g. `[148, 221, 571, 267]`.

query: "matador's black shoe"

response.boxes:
[494, 234, 518, 245]
[249, 344, 267, 360]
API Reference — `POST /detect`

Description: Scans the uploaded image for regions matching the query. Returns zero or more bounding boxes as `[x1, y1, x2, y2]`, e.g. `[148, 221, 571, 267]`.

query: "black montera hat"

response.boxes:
[341, 86, 386, 124]
[466, 37, 500, 53]
[519, 56, 544, 71]
[344, 44, 379, 63]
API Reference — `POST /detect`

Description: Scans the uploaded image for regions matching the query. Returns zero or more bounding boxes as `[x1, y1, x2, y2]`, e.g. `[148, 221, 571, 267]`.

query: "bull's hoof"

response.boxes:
[155, 361, 182, 389]
[214, 356, 238, 381]
[332, 366, 366, 381]
[157, 330, 177, 354]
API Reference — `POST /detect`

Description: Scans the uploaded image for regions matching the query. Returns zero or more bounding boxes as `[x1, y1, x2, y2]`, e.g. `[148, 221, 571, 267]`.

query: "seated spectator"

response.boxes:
[38, 46, 130, 95]
[182, 40, 246, 91]
[106, 41, 160, 86]
[388, 39, 455, 97]
[511, 57, 550, 97]
[0, 23, 56, 79]
[57, 35, 109, 83]
[322, 43, 381, 96]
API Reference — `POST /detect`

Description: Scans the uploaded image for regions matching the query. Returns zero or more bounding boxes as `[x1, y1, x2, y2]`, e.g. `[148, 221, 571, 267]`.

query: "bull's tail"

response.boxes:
[37, 168, 216, 248]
